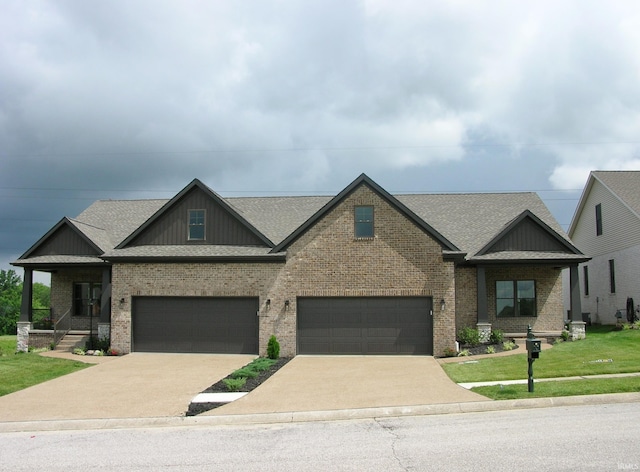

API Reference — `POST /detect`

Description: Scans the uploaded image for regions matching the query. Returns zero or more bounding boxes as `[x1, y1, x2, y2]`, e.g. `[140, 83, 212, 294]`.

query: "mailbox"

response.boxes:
[526, 338, 541, 358]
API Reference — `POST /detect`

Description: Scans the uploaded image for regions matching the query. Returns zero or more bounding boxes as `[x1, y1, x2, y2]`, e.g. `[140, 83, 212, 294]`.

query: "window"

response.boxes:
[354, 206, 374, 238]
[496, 280, 536, 317]
[74, 283, 102, 317]
[188, 209, 205, 240]
[583, 266, 589, 296]
[595, 203, 603, 236]
[609, 259, 616, 293]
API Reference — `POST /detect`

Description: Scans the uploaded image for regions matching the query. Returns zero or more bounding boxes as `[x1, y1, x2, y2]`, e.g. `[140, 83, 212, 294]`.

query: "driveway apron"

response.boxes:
[207, 356, 486, 416]
[0, 353, 254, 422]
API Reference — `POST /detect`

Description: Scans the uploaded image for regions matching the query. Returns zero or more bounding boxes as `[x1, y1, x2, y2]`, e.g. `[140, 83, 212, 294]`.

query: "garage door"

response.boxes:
[132, 297, 258, 354]
[297, 297, 432, 355]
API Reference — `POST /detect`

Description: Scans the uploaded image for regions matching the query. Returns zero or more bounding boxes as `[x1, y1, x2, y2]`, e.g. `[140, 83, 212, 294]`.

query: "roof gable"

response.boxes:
[272, 173, 459, 253]
[569, 171, 640, 237]
[18, 217, 103, 259]
[117, 179, 274, 249]
[477, 210, 582, 256]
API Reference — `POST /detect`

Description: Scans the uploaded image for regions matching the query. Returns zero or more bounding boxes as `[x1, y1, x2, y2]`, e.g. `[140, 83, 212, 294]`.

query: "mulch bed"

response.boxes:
[460, 342, 520, 356]
[186, 357, 292, 416]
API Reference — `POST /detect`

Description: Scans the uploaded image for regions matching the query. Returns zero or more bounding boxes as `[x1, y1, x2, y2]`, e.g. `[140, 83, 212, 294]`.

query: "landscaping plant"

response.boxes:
[267, 335, 280, 359]
[457, 327, 481, 347]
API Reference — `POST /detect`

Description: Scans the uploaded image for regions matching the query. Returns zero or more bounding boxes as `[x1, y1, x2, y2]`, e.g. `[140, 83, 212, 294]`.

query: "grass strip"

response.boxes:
[472, 376, 640, 400]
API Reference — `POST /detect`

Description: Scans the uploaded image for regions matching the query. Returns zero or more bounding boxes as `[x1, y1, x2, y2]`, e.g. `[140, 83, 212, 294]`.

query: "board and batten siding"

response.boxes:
[128, 187, 266, 247]
[571, 179, 640, 257]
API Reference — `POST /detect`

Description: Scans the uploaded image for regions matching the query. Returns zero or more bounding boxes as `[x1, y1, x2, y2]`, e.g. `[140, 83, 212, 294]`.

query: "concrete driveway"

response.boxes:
[206, 356, 486, 416]
[0, 353, 254, 422]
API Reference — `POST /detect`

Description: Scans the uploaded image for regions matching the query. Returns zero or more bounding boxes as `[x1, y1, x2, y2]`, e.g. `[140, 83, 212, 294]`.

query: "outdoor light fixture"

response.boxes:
[120, 298, 126, 305]
[284, 300, 290, 310]
[266, 299, 271, 308]
[440, 299, 446, 312]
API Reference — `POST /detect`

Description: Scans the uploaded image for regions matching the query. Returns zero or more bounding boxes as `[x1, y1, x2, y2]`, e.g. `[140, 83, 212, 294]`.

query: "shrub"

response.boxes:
[458, 327, 481, 347]
[267, 335, 280, 359]
[489, 329, 504, 344]
[73, 347, 86, 356]
[457, 349, 470, 357]
[230, 367, 259, 379]
[223, 377, 247, 392]
[443, 347, 457, 357]
[502, 341, 516, 351]
[249, 357, 276, 371]
[561, 330, 570, 341]
[485, 345, 496, 354]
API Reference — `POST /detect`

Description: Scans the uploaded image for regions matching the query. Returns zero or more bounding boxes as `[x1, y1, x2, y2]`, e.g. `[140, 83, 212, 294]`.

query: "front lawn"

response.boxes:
[472, 376, 640, 400]
[442, 325, 640, 383]
[0, 335, 90, 397]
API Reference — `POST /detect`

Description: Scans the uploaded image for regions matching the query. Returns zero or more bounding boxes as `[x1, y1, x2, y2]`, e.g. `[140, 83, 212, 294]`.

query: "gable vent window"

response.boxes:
[595, 203, 603, 236]
[354, 206, 374, 238]
[188, 209, 206, 241]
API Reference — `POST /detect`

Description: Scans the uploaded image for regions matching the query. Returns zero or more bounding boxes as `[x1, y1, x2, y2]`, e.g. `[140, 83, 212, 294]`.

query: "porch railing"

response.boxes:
[31, 308, 53, 329]
[53, 308, 72, 346]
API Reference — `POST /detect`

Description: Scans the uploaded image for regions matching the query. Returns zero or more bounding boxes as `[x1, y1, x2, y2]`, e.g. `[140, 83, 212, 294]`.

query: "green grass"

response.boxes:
[0, 335, 91, 397]
[443, 325, 640, 383]
[472, 376, 640, 400]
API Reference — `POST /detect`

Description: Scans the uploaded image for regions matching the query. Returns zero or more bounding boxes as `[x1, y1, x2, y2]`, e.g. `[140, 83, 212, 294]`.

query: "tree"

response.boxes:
[0, 269, 22, 335]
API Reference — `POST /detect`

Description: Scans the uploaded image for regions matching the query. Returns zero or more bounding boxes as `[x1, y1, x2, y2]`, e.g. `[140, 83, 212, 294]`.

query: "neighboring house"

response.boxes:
[13, 174, 588, 356]
[566, 170, 640, 325]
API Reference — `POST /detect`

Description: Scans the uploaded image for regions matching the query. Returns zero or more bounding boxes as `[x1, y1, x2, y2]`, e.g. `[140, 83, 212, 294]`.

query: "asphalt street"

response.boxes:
[2, 402, 639, 471]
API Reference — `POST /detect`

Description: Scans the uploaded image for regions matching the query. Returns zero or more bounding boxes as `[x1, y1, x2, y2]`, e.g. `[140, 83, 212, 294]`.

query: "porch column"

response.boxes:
[17, 268, 34, 352]
[476, 266, 491, 342]
[569, 264, 586, 340]
[98, 268, 111, 341]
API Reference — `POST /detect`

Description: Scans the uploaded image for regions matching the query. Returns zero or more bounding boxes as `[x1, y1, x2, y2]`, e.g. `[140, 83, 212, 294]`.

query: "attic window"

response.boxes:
[354, 206, 374, 238]
[188, 209, 205, 241]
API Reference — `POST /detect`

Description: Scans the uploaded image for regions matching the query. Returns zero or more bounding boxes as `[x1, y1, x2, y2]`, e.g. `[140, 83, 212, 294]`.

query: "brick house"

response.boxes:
[13, 174, 588, 356]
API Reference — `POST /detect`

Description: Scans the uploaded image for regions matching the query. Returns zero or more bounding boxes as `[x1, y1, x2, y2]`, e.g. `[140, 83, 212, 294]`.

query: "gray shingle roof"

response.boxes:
[16, 179, 580, 265]
[593, 171, 640, 217]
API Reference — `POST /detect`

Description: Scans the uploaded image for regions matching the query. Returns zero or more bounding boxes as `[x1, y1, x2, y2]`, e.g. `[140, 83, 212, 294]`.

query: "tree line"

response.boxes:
[0, 269, 50, 335]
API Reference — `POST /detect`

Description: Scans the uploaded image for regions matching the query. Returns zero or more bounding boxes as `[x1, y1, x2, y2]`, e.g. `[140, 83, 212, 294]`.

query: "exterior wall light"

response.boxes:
[440, 299, 446, 312]
[284, 300, 290, 310]
[265, 299, 271, 308]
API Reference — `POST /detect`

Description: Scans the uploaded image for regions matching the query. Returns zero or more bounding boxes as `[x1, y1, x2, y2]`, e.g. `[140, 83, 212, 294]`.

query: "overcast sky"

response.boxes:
[2, 0, 640, 284]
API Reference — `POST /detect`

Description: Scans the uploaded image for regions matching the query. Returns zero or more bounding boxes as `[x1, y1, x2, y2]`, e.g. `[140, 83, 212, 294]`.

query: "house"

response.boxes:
[566, 170, 640, 325]
[13, 174, 589, 356]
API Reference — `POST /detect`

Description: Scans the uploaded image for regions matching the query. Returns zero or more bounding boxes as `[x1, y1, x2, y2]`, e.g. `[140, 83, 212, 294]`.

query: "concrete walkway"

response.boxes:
[0, 353, 254, 422]
[205, 356, 486, 416]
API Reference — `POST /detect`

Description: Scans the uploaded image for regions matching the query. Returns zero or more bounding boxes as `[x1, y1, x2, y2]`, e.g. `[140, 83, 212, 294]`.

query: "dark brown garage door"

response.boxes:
[297, 297, 432, 355]
[132, 297, 258, 354]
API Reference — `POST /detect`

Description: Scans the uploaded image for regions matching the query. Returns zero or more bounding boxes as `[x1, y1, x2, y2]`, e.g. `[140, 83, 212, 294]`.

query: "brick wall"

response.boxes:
[485, 265, 564, 333]
[109, 185, 458, 356]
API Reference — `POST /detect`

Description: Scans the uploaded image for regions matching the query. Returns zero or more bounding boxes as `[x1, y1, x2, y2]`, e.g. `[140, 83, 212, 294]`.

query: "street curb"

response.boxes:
[1, 392, 639, 433]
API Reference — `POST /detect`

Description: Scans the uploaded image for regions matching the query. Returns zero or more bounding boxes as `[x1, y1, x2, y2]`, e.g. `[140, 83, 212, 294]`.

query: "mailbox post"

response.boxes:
[525, 325, 541, 392]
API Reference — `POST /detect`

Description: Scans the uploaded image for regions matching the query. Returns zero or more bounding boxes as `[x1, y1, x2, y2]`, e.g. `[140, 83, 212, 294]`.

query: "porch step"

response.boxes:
[55, 334, 90, 352]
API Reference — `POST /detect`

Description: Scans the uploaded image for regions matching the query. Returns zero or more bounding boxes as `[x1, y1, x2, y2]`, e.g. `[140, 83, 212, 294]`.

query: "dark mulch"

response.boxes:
[186, 357, 292, 416]
[460, 341, 520, 356]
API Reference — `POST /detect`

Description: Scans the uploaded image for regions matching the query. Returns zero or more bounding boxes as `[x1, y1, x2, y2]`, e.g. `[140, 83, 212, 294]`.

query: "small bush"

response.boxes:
[561, 330, 570, 341]
[223, 377, 247, 392]
[489, 329, 504, 344]
[267, 335, 280, 359]
[458, 327, 481, 347]
[457, 349, 470, 357]
[249, 357, 276, 371]
[502, 341, 516, 351]
[73, 347, 86, 356]
[230, 367, 259, 379]
[443, 347, 457, 357]
[485, 345, 496, 354]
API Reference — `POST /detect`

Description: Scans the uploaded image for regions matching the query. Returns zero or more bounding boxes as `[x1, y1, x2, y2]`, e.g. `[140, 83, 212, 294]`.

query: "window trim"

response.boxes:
[496, 280, 537, 318]
[188, 209, 206, 241]
[609, 259, 616, 294]
[354, 205, 374, 239]
[595, 203, 603, 236]
[583, 265, 589, 296]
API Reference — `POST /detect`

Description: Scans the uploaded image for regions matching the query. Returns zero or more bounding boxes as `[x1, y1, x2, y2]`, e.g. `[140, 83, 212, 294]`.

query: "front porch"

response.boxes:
[16, 267, 111, 352]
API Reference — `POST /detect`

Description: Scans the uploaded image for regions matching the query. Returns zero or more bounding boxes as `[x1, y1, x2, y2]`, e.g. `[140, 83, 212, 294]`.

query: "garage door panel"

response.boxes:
[298, 297, 432, 355]
[132, 297, 258, 354]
